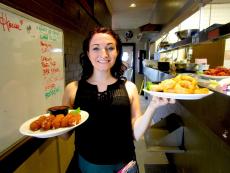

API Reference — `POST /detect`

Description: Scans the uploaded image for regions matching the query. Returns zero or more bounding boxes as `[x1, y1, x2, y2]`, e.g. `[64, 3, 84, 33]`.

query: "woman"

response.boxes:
[62, 27, 175, 173]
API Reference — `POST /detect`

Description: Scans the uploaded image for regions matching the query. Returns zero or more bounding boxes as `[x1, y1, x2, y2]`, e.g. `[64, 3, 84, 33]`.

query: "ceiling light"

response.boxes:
[129, 3, 136, 8]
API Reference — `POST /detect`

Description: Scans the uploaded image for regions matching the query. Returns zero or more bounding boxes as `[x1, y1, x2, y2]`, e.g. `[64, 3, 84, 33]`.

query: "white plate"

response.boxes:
[200, 74, 230, 80]
[143, 89, 213, 100]
[19, 110, 89, 138]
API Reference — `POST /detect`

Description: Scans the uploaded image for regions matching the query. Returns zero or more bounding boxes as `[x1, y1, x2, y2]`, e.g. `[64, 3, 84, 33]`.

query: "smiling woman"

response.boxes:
[63, 27, 136, 173]
[88, 33, 118, 73]
[62, 27, 175, 173]
[79, 27, 123, 81]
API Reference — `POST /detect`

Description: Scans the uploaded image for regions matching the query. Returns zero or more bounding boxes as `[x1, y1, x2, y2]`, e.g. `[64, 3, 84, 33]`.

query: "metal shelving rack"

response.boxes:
[159, 22, 230, 53]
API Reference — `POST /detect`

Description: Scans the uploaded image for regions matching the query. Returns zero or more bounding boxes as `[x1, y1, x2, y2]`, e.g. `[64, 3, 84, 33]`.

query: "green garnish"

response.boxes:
[146, 81, 153, 91]
[70, 107, 81, 114]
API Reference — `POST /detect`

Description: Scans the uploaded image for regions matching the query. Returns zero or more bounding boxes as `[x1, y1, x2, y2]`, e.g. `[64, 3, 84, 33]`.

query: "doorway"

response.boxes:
[138, 50, 146, 74]
[122, 43, 136, 82]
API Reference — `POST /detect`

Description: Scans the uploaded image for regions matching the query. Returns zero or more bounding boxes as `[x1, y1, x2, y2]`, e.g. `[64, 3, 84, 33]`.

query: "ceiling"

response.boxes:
[105, 0, 191, 30]
[104, 0, 230, 41]
[104, 0, 205, 41]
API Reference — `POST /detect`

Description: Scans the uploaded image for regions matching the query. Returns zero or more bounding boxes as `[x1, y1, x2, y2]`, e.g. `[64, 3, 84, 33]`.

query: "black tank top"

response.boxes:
[73, 78, 135, 164]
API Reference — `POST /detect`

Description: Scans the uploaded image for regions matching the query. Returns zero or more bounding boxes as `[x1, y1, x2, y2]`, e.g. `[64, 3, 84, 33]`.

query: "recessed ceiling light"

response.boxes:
[129, 3, 136, 8]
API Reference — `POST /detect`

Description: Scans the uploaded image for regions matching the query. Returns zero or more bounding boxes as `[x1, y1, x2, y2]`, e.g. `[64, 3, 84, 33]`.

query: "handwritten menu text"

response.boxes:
[38, 25, 63, 99]
[0, 12, 23, 31]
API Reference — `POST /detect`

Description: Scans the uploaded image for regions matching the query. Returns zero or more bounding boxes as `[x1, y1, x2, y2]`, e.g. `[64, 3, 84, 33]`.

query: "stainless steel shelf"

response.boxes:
[159, 22, 230, 53]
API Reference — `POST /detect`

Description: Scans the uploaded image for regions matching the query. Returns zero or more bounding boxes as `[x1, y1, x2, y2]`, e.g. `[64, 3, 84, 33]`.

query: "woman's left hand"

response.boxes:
[150, 96, 176, 108]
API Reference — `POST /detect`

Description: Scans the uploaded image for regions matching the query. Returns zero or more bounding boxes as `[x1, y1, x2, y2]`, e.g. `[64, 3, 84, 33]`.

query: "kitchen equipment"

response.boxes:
[175, 29, 199, 40]
[202, 23, 222, 32]
[185, 63, 198, 72]
[158, 41, 171, 50]
[158, 62, 170, 71]
[175, 63, 186, 70]
[197, 64, 210, 71]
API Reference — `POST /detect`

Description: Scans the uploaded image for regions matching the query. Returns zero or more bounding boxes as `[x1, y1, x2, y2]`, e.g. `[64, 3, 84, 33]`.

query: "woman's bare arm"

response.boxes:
[125, 81, 175, 141]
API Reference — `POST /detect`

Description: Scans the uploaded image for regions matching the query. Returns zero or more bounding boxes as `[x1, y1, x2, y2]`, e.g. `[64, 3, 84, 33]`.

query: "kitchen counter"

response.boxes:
[145, 89, 230, 146]
[179, 91, 230, 146]
[143, 66, 172, 83]
[172, 91, 230, 172]
[144, 89, 230, 172]
[143, 66, 230, 146]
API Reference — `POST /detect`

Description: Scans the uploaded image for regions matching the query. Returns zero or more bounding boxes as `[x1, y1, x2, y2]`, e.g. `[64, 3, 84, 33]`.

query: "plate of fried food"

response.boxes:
[19, 108, 89, 138]
[200, 74, 230, 80]
[144, 74, 213, 100]
[200, 67, 230, 80]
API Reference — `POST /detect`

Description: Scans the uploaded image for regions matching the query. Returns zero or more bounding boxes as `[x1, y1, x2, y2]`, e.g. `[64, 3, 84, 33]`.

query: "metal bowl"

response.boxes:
[175, 29, 199, 40]
[158, 41, 171, 49]
[175, 63, 186, 70]
[185, 63, 198, 72]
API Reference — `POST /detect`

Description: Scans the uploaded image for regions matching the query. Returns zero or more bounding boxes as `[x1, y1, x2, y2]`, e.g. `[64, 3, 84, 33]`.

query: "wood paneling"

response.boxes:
[94, 0, 111, 27]
[192, 39, 225, 68]
[0, 137, 46, 173]
[0, 0, 86, 33]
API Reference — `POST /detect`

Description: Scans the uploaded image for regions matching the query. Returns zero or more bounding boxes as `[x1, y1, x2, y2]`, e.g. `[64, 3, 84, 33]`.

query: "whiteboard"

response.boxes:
[0, 3, 64, 154]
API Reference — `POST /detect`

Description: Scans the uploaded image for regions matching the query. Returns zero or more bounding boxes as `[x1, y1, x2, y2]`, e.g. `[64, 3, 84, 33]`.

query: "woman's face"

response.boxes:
[88, 33, 118, 72]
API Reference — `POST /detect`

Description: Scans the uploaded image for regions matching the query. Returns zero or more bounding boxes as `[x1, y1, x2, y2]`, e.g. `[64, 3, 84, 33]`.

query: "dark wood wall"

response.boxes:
[192, 39, 225, 68]
[0, 0, 111, 35]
